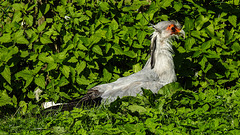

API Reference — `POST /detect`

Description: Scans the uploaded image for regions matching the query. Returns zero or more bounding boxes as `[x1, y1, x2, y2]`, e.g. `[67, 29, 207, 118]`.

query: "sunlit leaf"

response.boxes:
[128, 104, 146, 114]
[92, 45, 103, 56]
[34, 75, 45, 89]
[0, 90, 12, 106]
[1, 66, 11, 85]
[76, 61, 86, 75]
[61, 65, 70, 78]
[228, 15, 237, 27]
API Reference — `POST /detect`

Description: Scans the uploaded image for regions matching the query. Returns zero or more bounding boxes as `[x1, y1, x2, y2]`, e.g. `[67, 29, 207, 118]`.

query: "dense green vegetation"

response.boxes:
[1, 0, 240, 134]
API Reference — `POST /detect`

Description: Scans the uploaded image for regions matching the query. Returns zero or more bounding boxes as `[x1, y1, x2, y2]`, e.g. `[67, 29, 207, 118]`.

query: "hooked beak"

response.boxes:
[178, 29, 185, 39]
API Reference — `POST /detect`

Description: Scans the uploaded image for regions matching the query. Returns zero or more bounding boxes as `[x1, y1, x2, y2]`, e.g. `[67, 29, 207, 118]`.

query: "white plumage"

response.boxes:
[43, 20, 185, 110]
[90, 20, 185, 103]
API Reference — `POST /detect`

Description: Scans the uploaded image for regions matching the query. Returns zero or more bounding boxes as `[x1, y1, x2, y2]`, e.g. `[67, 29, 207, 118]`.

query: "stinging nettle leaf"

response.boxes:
[102, 68, 112, 82]
[16, 37, 29, 44]
[0, 90, 13, 106]
[1, 66, 11, 85]
[231, 42, 240, 52]
[0, 33, 11, 43]
[228, 15, 237, 27]
[99, 2, 109, 12]
[76, 61, 86, 75]
[128, 105, 147, 114]
[160, 0, 174, 9]
[184, 17, 194, 31]
[40, 35, 53, 44]
[195, 15, 209, 31]
[12, 11, 22, 22]
[34, 75, 45, 89]
[185, 37, 195, 51]
[12, 3, 24, 11]
[61, 65, 70, 78]
[110, 19, 118, 30]
[173, 1, 183, 12]
[92, 45, 103, 56]
[76, 75, 90, 85]
[137, 31, 147, 44]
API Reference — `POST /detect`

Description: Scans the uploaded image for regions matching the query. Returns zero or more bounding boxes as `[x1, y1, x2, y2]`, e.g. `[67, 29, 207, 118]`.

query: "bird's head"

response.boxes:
[153, 20, 185, 39]
[149, 20, 185, 69]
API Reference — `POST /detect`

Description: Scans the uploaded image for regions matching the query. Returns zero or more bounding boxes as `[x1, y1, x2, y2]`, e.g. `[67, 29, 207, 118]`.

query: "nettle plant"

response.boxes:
[0, 0, 239, 114]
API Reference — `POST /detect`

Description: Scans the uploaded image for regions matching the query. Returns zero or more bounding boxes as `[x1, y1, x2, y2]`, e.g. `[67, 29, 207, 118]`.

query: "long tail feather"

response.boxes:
[42, 88, 103, 112]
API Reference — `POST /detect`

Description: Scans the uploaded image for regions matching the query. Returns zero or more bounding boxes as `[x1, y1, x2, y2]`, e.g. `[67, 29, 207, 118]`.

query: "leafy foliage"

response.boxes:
[0, 0, 240, 134]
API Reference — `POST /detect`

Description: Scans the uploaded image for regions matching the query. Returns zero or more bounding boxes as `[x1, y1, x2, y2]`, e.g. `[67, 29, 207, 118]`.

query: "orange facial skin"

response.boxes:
[166, 24, 181, 35]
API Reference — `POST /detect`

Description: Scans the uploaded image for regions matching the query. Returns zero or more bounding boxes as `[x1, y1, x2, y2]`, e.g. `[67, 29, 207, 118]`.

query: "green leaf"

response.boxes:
[128, 105, 146, 114]
[231, 42, 240, 52]
[15, 69, 33, 88]
[195, 15, 209, 31]
[1, 66, 11, 85]
[63, 32, 72, 43]
[42, 3, 50, 15]
[133, 63, 142, 73]
[112, 44, 123, 55]
[92, 45, 103, 56]
[199, 56, 207, 70]
[234, 0, 239, 5]
[59, 92, 71, 100]
[76, 75, 90, 85]
[205, 23, 214, 37]
[160, 0, 174, 9]
[37, 21, 47, 32]
[158, 82, 181, 96]
[61, 65, 70, 78]
[99, 2, 109, 12]
[173, 1, 182, 12]
[99, 17, 111, 23]
[40, 35, 52, 44]
[184, 37, 195, 51]
[68, 56, 78, 63]
[61, 0, 67, 5]
[184, 17, 194, 31]
[34, 75, 45, 89]
[137, 31, 147, 44]
[12, 11, 22, 22]
[19, 101, 27, 115]
[124, 50, 136, 58]
[20, 50, 29, 58]
[76, 61, 86, 75]
[110, 19, 118, 30]
[46, 63, 58, 72]
[202, 104, 209, 111]
[177, 46, 186, 53]
[228, 15, 237, 27]
[77, 0, 85, 5]
[57, 76, 69, 87]
[24, 15, 34, 26]
[105, 43, 111, 54]
[102, 68, 112, 82]
[39, 53, 54, 63]
[12, 3, 24, 11]
[201, 40, 212, 50]
[16, 36, 29, 44]
[106, 27, 113, 40]
[0, 90, 12, 106]
[0, 33, 11, 43]
[191, 30, 202, 40]
[77, 42, 88, 51]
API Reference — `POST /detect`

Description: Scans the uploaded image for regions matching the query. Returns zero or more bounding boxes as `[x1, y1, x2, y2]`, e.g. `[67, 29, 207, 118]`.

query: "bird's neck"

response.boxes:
[152, 35, 176, 83]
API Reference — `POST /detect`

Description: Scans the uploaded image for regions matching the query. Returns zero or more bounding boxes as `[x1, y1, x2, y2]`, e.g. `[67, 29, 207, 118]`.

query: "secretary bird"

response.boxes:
[43, 20, 185, 111]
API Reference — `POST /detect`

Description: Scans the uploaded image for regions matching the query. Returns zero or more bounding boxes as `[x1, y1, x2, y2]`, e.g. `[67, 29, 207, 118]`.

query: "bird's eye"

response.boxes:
[171, 26, 176, 32]
[167, 24, 181, 34]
